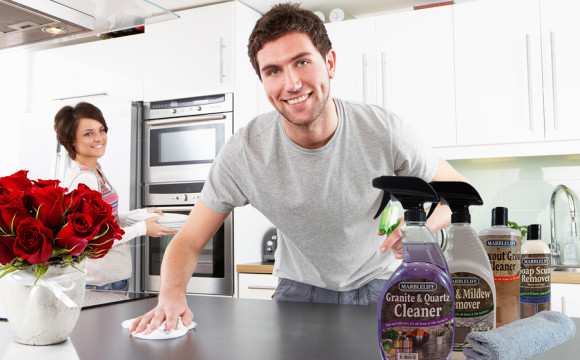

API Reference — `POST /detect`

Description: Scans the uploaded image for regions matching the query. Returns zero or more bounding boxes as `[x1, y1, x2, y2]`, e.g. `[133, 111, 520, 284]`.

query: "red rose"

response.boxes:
[86, 216, 124, 259]
[0, 205, 30, 235]
[54, 213, 95, 256]
[0, 170, 33, 193]
[71, 191, 112, 228]
[14, 218, 53, 264]
[32, 179, 61, 188]
[24, 185, 67, 229]
[0, 235, 15, 265]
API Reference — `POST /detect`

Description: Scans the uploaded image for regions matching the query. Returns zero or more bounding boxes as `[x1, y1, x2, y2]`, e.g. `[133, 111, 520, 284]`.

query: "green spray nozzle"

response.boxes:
[379, 206, 400, 236]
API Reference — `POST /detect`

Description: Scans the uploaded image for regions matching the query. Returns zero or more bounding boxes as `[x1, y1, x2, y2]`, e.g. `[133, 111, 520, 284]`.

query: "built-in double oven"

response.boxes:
[140, 93, 233, 296]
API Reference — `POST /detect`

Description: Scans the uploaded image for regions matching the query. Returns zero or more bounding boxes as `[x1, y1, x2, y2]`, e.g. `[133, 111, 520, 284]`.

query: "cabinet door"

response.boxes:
[238, 273, 278, 300]
[30, 35, 145, 111]
[376, 6, 456, 147]
[454, 0, 544, 145]
[143, 2, 233, 101]
[540, 0, 580, 140]
[325, 17, 377, 105]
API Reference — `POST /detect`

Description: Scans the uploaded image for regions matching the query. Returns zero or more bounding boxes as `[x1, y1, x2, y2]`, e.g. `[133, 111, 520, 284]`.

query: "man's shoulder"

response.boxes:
[231, 110, 279, 144]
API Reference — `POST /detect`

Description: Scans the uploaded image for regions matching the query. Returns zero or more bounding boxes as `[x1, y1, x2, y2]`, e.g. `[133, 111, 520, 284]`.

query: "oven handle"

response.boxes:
[154, 206, 194, 212]
[145, 114, 227, 127]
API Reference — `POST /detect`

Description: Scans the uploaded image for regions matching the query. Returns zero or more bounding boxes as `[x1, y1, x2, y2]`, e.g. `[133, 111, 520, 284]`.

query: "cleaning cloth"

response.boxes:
[463, 311, 575, 360]
[121, 317, 197, 340]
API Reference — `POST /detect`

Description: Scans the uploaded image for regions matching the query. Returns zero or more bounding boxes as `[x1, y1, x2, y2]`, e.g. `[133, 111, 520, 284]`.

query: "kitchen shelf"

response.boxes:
[236, 262, 274, 274]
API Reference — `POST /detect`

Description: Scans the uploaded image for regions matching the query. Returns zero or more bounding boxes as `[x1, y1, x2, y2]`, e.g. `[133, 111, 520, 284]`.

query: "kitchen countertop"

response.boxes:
[0, 295, 578, 359]
[237, 262, 275, 274]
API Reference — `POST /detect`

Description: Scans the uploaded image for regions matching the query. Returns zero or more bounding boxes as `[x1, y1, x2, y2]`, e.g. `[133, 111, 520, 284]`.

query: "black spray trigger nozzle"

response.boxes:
[373, 190, 392, 219]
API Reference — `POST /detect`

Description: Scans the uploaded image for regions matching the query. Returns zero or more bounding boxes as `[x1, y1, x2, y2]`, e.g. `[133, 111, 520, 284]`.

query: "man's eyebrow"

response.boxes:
[260, 51, 314, 73]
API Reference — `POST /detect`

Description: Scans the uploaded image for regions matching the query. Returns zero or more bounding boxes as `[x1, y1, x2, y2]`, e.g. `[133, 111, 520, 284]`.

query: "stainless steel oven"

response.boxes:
[143, 93, 233, 183]
[142, 181, 233, 295]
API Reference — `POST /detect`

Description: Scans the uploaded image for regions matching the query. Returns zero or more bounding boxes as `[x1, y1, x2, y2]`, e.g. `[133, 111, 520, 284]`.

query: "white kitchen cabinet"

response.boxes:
[238, 273, 278, 300]
[551, 283, 580, 317]
[29, 34, 145, 112]
[540, 0, 580, 141]
[454, 0, 580, 146]
[375, 6, 456, 147]
[325, 17, 377, 105]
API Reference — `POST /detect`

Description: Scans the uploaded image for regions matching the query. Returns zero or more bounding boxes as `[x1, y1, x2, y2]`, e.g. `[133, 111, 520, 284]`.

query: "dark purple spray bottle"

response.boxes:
[373, 176, 454, 360]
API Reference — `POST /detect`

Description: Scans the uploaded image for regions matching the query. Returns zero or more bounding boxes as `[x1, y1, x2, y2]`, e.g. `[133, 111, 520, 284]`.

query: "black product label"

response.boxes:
[451, 272, 495, 351]
[379, 278, 454, 360]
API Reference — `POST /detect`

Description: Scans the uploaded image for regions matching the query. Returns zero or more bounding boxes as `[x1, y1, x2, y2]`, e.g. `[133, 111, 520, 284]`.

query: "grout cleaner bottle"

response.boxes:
[373, 176, 454, 360]
[430, 181, 496, 352]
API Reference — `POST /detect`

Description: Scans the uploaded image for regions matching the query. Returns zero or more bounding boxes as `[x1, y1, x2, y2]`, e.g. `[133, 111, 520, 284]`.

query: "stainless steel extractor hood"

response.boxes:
[0, 0, 178, 50]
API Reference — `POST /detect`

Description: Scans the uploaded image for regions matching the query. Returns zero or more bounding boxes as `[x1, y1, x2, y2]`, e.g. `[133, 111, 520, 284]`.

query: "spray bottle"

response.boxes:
[373, 176, 454, 360]
[430, 181, 496, 352]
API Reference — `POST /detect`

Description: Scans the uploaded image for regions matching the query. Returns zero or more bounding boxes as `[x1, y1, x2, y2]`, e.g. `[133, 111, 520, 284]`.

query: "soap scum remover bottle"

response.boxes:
[430, 181, 496, 352]
[373, 176, 454, 360]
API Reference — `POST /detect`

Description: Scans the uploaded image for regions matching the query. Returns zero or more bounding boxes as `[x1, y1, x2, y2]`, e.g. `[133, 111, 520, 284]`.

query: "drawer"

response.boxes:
[238, 273, 278, 300]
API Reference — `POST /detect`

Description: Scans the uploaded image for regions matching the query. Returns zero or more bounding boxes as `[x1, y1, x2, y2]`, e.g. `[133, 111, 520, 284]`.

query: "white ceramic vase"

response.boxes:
[0, 261, 87, 345]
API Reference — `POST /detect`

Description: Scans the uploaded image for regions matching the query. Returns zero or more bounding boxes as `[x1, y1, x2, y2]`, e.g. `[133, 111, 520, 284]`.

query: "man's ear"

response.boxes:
[326, 49, 336, 79]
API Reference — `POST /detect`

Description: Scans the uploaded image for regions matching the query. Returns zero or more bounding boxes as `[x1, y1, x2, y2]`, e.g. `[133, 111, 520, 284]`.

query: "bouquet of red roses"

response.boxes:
[0, 170, 124, 282]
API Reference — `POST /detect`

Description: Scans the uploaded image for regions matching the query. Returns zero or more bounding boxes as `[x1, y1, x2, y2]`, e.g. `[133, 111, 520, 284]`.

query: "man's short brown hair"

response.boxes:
[247, 3, 332, 79]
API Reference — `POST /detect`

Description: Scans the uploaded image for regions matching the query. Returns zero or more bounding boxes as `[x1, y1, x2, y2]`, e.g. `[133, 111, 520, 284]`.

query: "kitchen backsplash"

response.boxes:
[448, 155, 580, 251]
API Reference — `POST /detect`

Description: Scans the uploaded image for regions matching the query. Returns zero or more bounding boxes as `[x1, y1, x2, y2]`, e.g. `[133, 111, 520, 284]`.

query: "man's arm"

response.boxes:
[130, 199, 229, 334]
[380, 157, 468, 258]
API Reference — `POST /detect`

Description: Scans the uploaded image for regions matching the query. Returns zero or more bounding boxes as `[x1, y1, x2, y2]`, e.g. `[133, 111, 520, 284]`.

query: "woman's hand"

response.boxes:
[146, 207, 164, 215]
[144, 217, 178, 237]
[378, 219, 405, 259]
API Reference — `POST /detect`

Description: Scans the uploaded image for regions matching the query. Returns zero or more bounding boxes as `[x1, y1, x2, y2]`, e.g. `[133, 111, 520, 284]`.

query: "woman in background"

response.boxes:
[54, 102, 177, 291]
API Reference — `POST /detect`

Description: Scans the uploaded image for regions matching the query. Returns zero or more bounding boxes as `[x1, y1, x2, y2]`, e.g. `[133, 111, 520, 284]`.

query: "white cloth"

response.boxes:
[121, 318, 197, 340]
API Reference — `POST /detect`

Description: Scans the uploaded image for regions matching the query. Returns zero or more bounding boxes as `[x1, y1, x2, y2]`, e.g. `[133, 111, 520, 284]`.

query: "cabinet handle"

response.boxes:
[220, 37, 225, 83]
[362, 54, 367, 103]
[550, 31, 559, 130]
[381, 52, 387, 107]
[248, 286, 277, 291]
[525, 34, 534, 131]
[52, 92, 108, 101]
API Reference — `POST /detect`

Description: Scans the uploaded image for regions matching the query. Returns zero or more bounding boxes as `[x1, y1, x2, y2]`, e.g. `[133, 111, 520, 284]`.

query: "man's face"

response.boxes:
[256, 32, 336, 127]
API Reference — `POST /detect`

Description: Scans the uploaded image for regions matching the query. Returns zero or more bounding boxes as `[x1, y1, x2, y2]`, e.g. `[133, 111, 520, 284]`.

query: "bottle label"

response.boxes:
[379, 278, 454, 360]
[480, 235, 521, 281]
[451, 272, 494, 351]
[520, 253, 551, 318]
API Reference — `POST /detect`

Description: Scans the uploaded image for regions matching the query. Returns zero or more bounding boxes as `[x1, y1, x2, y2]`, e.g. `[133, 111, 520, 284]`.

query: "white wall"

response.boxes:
[448, 155, 580, 262]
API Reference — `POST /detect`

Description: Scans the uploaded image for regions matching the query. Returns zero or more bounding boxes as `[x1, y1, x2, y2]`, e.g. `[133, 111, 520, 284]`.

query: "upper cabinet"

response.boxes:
[376, 6, 456, 148]
[326, 6, 456, 147]
[325, 17, 377, 105]
[454, 0, 580, 146]
[540, 0, 580, 141]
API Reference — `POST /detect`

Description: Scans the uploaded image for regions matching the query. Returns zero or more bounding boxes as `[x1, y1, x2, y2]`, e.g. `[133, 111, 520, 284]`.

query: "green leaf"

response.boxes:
[34, 263, 49, 285]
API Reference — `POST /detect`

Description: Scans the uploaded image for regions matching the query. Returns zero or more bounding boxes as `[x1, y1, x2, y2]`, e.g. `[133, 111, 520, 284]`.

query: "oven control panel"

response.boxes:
[143, 182, 203, 206]
[144, 93, 233, 120]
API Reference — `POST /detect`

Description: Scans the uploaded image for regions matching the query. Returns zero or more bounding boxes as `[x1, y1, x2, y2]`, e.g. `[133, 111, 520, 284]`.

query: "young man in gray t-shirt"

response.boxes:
[131, 3, 468, 334]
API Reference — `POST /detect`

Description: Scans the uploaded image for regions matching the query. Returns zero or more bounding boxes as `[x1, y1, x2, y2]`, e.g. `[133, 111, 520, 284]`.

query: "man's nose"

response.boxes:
[284, 68, 302, 92]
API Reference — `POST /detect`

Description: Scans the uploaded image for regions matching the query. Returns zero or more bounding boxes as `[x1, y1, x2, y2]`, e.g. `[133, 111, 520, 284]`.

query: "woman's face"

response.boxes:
[73, 118, 107, 161]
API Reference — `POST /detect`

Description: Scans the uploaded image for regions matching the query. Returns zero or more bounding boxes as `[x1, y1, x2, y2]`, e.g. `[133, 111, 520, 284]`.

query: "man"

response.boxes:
[131, 3, 467, 334]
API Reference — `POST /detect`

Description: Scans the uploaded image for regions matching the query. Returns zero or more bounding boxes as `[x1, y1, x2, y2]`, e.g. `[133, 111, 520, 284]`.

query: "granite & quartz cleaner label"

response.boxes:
[380, 278, 454, 360]
[451, 273, 494, 351]
[520, 253, 551, 319]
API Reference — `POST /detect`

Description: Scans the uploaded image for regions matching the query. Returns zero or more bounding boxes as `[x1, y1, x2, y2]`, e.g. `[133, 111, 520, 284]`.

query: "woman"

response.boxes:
[54, 102, 177, 291]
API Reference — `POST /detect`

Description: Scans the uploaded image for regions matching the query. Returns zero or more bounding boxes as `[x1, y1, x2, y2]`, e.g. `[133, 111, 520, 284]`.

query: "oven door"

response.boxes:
[142, 206, 233, 295]
[143, 112, 233, 183]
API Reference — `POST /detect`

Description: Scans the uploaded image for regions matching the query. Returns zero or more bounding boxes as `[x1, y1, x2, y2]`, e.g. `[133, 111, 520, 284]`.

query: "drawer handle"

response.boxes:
[248, 286, 277, 291]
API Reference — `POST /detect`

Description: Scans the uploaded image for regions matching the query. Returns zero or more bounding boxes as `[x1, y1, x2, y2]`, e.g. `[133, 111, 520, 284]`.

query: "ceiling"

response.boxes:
[155, 0, 452, 19]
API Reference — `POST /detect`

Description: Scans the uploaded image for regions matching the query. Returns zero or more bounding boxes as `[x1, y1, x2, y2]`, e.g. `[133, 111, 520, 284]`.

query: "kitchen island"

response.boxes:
[0, 294, 578, 359]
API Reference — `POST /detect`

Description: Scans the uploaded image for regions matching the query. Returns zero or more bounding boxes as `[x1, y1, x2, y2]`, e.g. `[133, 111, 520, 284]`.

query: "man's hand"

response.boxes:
[378, 220, 404, 259]
[130, 295, 193, 335]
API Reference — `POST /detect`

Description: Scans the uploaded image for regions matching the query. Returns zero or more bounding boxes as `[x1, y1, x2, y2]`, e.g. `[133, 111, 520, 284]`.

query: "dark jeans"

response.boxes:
[273, 278, 387, 305]
[85, 279, 129, 291]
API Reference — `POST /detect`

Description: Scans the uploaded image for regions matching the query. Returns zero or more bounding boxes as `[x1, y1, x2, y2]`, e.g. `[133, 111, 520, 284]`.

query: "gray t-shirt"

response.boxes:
[201, 98, 439, 291]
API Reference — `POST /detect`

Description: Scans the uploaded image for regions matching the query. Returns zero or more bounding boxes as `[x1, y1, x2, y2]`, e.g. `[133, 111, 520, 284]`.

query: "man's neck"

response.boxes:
[283, 99, 338, 150]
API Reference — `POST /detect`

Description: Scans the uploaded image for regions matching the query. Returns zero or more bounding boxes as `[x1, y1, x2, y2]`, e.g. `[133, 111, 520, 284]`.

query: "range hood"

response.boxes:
[0, 0, 178, 50]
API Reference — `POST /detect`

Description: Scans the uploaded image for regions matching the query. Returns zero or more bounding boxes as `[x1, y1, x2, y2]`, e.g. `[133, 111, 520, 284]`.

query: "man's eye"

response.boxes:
[268, 69, 279, 76]
[298, 60, 309, 66]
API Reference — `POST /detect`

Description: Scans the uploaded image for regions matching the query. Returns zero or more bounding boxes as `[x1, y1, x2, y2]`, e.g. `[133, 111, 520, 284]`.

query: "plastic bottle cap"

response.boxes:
[491, 207, 508, 226]
[527, 224, 541, 240]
